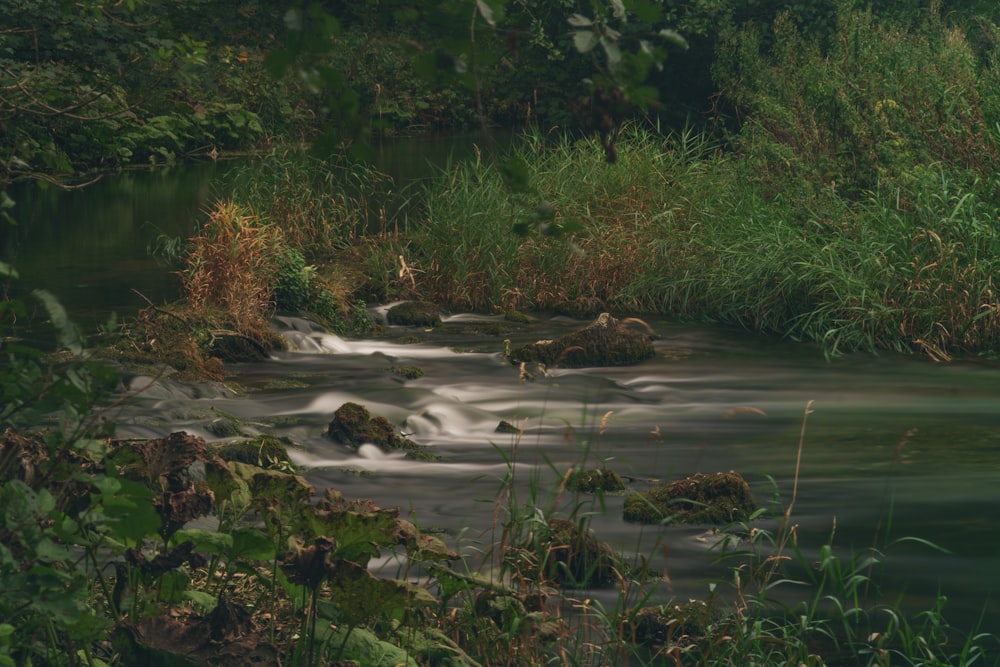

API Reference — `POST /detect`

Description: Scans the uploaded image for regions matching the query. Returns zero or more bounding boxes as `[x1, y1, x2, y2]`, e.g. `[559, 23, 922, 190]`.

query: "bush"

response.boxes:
[714, 4, 1000, 199]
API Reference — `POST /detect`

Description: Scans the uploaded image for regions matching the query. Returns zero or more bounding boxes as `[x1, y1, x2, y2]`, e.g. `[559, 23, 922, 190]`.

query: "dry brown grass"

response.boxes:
[182, 200, 282, 336]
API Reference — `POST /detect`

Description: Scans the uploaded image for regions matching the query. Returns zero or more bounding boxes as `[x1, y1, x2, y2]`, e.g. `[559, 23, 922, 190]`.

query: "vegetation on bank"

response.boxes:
[358, 5, 1000, 359]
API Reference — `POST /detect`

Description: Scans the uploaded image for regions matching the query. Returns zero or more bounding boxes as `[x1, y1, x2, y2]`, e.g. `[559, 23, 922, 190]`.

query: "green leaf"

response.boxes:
[32, 289, 82, 354]
[173, 528, 233, 555]
[231, 526, 276, 562]
[573, 30, 599, 54]
[499, 156, 532, 194]
[96, 477, 161, 544]
[182, 590, 217, 613]
[0, 261, 17, 278]
[330, 626, 416, 667]
[567, 14, 593, 27]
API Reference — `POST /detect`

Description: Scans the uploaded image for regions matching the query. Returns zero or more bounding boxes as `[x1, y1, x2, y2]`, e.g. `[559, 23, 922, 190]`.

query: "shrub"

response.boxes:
[714, 5, 1000, 199]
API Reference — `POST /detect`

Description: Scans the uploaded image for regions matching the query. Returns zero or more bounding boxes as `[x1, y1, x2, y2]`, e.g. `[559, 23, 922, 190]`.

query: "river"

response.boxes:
[2, 143, 999, 638]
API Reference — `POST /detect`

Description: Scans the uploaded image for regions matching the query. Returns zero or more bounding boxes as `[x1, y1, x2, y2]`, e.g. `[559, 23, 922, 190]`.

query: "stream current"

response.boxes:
[108, 310, 1000, 635]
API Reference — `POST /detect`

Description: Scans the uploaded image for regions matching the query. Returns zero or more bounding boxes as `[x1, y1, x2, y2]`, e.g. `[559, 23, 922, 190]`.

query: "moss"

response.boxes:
[503, 309, 530, 323]
[326, 402, 436, 458]
[214, 435, 297, 471]
[387, 301, 442, 327]
[630, 600, 715, 646]
[552, 297, 606, 319]
[509, 312, 654, 368]
[327, 402, 398, 449]
[204, 411, 245, 438]
[539, 517, 618, 588]
[109, 306, 280, 381]
[622, 471, 756, 525]
[564, 467, 626, 493]
[388, 365, 425, 380]
[404, 448, 441, 461]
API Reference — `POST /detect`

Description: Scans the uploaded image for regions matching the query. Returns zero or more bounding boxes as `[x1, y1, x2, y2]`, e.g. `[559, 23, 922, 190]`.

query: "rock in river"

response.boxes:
[509, 312, 655, 368]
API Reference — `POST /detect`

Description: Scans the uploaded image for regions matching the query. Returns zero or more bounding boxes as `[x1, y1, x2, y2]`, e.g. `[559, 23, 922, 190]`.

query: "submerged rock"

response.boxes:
[509, 312, 655, 368]
[564, 467, 626, 493]
[213, 435, 296, 471]
[630, 600, 715, 646]
[539, 517, 619, 587]
[327, 402, 403, 449]
[622, 471, 756, 525]
[386, 301, 442, 327]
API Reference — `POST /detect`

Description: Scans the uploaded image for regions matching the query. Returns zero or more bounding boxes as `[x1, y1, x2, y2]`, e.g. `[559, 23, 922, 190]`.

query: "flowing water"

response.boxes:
[106, 313, 1000, 635]
[3, 146, 1000, 637]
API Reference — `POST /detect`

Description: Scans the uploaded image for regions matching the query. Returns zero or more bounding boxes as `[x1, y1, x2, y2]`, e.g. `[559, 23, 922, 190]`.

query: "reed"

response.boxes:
[384, 120, 1000, 358]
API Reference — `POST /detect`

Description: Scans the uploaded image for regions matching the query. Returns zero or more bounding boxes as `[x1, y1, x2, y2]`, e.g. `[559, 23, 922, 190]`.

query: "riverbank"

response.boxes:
[358, 125, 1000, 361]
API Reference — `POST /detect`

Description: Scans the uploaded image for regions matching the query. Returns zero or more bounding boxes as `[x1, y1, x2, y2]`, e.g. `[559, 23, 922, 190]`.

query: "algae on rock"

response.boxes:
[509, 312, 654, 368]
[623, 471, 756, 525]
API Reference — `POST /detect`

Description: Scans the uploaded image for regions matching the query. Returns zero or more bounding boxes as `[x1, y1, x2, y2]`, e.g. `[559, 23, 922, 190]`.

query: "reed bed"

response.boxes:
[384, 124, 1000, 358]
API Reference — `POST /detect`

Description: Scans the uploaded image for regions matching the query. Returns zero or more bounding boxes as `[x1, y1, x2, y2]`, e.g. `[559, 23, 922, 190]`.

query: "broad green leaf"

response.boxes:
[330, 626, 417, 667]
[173, 528, 233, 555]
[231, 526, 276, 561]
[32, 289, 82, 354]
[182, 590, 217, 613]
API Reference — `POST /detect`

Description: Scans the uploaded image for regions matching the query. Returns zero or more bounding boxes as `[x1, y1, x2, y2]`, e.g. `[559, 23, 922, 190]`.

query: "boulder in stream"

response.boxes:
[538, 517, 619, 588]
[326, 402, 438, 460]
[509, 312, 655, 368]
[622, 471, 756, 525]
[386, 301, 442, 327]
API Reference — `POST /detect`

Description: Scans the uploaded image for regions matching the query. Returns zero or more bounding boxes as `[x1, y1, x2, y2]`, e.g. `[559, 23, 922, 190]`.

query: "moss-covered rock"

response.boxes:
[387, 301, 442, 327]
[564, 467, 626, 493]
[509, 313, 654, 368]
[326, 402, 438, 459]
[503, 309, 530, 323]
[203, 410, 245, 437]
[623, 471, 756, 525]
[213, 435, 296, 471]
[538, 517, 619, 588]
[630, 600, 715, 646]
[388, 365, 425, 380]
[327, 402, 400, 449]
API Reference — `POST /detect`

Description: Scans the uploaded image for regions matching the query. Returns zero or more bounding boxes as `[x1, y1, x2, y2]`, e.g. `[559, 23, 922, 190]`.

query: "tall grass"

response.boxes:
[364, 4, 1000, 358]
[224, 146, 395, 255]
[375, 121, 1000, 357]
